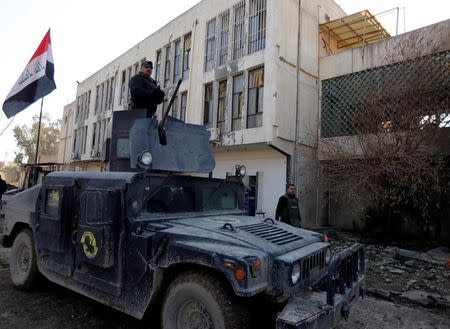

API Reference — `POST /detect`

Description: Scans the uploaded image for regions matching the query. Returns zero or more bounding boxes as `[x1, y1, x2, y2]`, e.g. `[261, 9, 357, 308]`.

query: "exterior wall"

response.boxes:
[212, 147, 287, 219]
[57, 102, 75, 169]
[320, 19, 450, 80]
[317, 20, 450, 229]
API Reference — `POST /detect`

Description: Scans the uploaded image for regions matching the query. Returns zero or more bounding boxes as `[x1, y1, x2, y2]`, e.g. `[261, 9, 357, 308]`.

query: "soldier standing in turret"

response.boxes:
[275, 184, 302, 228]
[129, 60, 165, 118]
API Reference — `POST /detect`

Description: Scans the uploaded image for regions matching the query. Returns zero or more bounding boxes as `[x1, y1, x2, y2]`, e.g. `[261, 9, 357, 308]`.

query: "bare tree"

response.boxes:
[320, 40, 450, 235]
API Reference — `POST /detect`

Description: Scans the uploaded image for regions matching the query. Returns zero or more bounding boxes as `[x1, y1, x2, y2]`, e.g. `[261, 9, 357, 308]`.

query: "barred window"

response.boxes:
[126, 66, 132, 104]
[203, 83, 214, 128]
[205, 18, 216, 71]
[232, 74, 244, 131]
[108, 76, 115, 110]
[217, 80, 227, 130]
[248, 0, 266, 54]
[164, 45, 171, 87]
[247, 67, 264, 128]
[173, 39, 182, 83]
[180, 92, 187, 122]
[155, 50, 162, 85]
[183, 34, 191, 79]
[233, 1, 246, 60]
[218, 11, 230, 66]
[91, 122, 97, 150]
[95, 85, 100, 114]
[120, 70, 126, 105]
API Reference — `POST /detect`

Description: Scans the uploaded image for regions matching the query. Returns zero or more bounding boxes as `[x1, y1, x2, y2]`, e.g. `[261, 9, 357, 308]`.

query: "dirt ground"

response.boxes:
[1, 239, 449, 329]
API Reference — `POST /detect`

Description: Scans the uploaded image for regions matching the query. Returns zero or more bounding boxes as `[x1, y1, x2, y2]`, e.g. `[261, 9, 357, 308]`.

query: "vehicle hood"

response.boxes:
[141, 213, 323, 257]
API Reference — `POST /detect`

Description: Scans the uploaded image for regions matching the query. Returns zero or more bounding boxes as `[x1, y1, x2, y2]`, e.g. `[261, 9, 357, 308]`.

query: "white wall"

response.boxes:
[213, 147, 286, 219]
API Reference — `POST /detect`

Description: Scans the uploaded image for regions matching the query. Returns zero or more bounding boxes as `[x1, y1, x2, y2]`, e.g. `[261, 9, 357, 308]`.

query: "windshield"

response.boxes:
[145, 183, 239, 214]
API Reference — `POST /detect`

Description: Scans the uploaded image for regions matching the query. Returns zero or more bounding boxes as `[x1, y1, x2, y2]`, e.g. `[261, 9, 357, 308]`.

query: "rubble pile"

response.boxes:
[324, 230, 450, 309]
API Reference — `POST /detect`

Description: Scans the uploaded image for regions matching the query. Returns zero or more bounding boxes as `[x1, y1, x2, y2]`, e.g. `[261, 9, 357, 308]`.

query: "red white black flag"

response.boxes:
[2, 29, 56, 118]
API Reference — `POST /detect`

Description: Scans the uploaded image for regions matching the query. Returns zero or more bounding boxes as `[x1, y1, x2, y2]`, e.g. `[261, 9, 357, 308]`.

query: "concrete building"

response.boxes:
[318, 19, 450, 230]
[57, 101, 75, 170]
[59, 0, 449, 227]
[64, 0, 349, 224]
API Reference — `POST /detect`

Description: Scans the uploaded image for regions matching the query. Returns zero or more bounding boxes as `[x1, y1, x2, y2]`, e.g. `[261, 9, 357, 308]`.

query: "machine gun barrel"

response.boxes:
[158, 78, 183, 145]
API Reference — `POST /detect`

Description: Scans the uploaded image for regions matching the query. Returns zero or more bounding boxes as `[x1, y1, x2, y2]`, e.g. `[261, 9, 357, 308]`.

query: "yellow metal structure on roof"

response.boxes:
[320, 10, 390, 50]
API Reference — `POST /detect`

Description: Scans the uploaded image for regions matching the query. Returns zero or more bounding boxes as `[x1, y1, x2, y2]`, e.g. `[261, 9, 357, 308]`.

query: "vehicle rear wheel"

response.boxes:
[161, 271, 250, 329]
[10, 228, 38, 290]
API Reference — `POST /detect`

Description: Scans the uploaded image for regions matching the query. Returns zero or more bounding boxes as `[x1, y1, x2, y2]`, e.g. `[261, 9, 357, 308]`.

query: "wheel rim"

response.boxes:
[177, 299, 214, 329]
[16, 243, 31, 274]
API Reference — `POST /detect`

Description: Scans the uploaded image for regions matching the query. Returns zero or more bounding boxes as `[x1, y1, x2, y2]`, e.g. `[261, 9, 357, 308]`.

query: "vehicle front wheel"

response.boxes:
[161, 271, 250, 329]
[9, 228, 38, 290]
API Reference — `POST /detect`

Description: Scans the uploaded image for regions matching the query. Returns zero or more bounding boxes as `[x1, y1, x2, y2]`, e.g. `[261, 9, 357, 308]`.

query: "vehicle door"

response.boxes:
[73, 187, 124, 296]
[35, 185, 74, 277]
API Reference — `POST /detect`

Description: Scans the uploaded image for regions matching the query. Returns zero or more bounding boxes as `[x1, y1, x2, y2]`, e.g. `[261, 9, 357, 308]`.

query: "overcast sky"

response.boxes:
[0, 0, 449, 162]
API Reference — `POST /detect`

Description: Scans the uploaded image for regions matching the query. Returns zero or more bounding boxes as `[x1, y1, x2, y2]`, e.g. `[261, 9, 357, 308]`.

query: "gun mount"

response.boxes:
[104, 109, 215, 173]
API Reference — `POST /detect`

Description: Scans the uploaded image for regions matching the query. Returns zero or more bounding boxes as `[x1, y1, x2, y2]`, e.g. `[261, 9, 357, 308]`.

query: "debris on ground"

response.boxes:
[321, 229, 450, 309]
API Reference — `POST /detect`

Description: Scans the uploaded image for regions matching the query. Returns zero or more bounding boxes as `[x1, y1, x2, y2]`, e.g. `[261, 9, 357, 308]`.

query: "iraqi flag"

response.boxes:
[2, 29, 56, 118]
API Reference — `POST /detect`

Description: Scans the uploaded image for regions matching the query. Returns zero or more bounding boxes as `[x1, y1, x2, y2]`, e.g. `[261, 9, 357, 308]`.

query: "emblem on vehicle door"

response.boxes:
[81, 231, 98, 259]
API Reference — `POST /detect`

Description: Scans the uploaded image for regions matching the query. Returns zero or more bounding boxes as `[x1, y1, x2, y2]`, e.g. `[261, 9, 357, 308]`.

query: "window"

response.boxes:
[171, 95, 178, 118]
[203, 83, 213, 128]
[155, 50, 162, 85]
[92, 123, 97, 150]
[205, 18, 216, 71]
[147, 186, 195, 213]
[83, 125, 88, 154]
[45, 189, 61, 217]
[101, 82, 106, 112]
[173, 39, 181, 83]
[217, 80, 227, 130]
[116, 138, 130, 158]
[201, 186, 238, 211]
[95, 85, 100, 114]
[218, 11, 230, 66]
[73, 129, 77, 153]
[127, 66, 133, 104]
[247, 67, 264, 128]
[233, 1, 246, 60]
[84, 191, 103, 224]
[183, 34, 191, 79]
[164, 45, 171, 87]
[248, 0, 267, 54]
[232, 74, 244, 131]
[120, 70, 126, 105]
[75, 91, 91, 123]
[108, 76, 115, 110]
[180, 92, 187, 122]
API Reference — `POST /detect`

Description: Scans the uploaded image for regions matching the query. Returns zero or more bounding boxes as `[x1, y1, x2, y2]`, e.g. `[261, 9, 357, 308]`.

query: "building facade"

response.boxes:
[63, 0, 347, 224]
[60, 0, 449, 227]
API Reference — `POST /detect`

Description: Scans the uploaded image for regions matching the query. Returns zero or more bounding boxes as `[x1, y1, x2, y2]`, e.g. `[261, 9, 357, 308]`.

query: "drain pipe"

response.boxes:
[293, 0, 302, 186]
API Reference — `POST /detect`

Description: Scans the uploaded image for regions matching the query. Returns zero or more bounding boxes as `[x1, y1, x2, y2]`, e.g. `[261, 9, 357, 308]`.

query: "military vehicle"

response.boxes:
[0, 85, 365, 328]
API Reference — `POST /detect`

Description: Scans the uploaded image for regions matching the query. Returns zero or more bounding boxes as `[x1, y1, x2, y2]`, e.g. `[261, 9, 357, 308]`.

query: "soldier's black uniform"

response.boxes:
[129, 72, 164, 117]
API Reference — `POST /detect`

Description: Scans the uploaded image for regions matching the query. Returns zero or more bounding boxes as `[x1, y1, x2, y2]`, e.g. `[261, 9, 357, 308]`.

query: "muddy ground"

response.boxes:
[1, 234, 449, 329]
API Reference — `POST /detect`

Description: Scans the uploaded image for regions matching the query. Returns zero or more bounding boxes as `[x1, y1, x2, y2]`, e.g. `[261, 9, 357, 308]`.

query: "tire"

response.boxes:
[161, 271, 250, 329]
[9, 228, 39, 290]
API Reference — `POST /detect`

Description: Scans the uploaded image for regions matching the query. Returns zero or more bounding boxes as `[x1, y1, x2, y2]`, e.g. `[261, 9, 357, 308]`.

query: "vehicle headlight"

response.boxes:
[291, 263, 301, 285]
[325, 248, 332, 265]
[138, 151, 153, 167]
[235, 165, 246, 177]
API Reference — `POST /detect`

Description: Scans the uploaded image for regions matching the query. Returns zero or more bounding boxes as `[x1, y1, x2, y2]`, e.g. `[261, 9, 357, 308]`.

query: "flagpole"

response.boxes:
[32, 97, 44, 186]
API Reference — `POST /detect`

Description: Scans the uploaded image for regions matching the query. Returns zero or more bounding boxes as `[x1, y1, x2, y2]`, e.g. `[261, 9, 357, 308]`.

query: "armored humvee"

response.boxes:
[0, 106, 365, 328]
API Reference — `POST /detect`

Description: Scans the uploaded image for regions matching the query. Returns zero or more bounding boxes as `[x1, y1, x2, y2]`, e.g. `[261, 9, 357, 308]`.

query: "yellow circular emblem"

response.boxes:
[81, 231, 98, 259]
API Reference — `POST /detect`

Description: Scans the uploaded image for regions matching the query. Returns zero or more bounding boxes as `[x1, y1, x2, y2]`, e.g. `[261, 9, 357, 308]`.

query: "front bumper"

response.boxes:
[276, 244, 365, 329]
